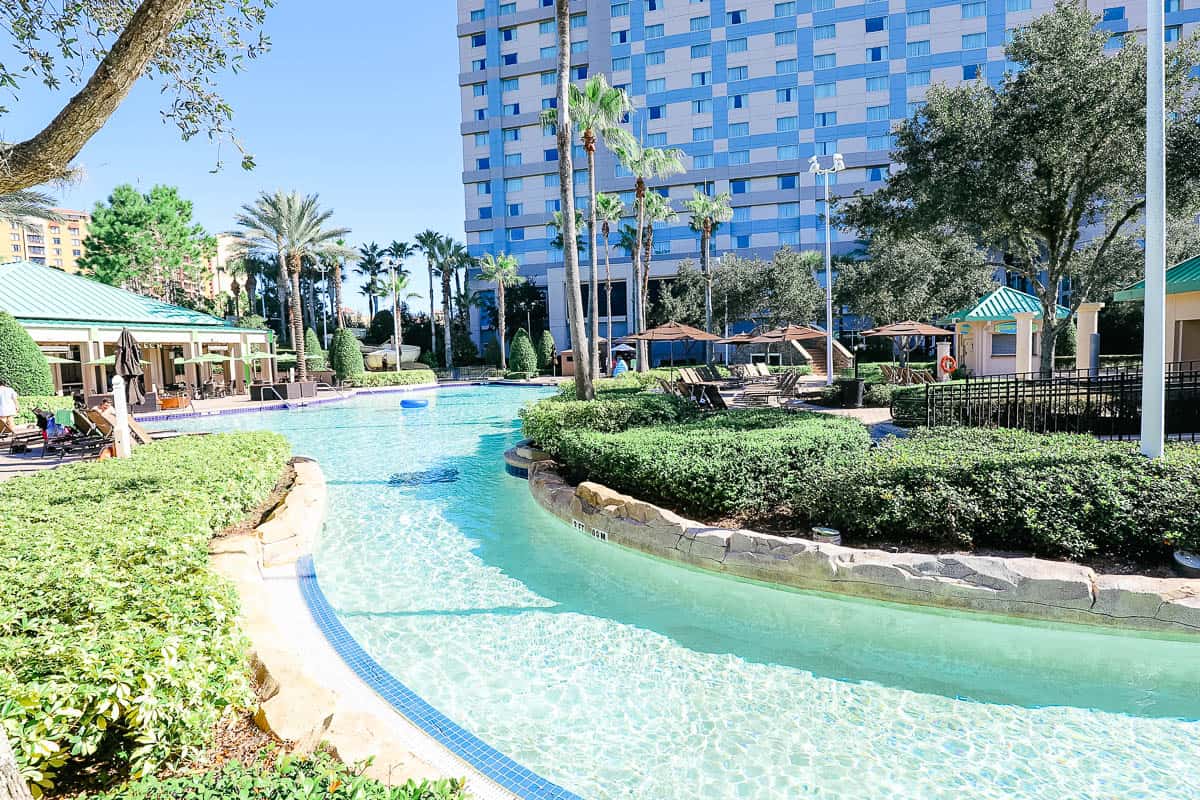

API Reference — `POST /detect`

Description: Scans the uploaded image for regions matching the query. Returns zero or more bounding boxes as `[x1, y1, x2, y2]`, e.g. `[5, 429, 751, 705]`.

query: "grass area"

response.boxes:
[0, 433, 291, 796]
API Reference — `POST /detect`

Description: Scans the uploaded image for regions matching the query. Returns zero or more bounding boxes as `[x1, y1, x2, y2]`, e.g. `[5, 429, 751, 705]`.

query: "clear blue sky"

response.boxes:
[8, 2, 465, 311]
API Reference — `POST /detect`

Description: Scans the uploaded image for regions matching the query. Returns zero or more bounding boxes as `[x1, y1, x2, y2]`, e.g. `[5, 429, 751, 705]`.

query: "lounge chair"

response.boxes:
[699, 383, 732, 410]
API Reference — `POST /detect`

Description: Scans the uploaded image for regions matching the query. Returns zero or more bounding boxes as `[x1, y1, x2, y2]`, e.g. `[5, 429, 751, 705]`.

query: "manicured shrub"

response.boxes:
[813, 428, 1200, 560]
[92, 751, 467, 800]
[521, 393, 697, 454]
[304, 328, 327, 370]
[0, 433, 290, 794]
[505, 371, 537, 380]
[329, 328, 365, 382]
[554, 412, 870, 521]
[419, 350, 439, 370]
[14, 395, 73, 425]
[354, 370, 438, 388]
[537, 330, 557, 372]
[0, 311, 53, 395]
[508, 328, 538, 375]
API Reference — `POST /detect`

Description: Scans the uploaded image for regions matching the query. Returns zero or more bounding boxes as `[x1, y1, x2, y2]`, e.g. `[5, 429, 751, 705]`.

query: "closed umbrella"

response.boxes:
[114, 328, 145, 406]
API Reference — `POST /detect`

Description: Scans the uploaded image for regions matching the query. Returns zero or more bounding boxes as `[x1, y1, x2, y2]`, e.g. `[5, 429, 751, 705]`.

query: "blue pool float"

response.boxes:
[401, 398, 429, 409]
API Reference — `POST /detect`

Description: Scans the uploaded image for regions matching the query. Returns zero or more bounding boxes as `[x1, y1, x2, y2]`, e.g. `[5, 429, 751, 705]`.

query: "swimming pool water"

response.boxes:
[177, 387, 1200, 799]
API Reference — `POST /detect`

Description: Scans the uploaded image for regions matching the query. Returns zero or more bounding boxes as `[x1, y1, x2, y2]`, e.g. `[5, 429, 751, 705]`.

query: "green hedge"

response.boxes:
[14, 395, 73, 425]
[813, 428, 1200, 560]
[508, 329, 538, 374]
[329, 329, 365, 382]
[555, 412, 871, 521]
[353, 369, 437, 388]
[0, 310, 53, 395]
[521, 393, 697, 455]
[0, 433, 290, 795]
[89, 752, 466, 800]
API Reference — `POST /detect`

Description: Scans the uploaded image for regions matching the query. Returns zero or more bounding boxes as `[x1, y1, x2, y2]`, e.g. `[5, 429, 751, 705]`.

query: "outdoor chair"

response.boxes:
[879, 365, 898, 384]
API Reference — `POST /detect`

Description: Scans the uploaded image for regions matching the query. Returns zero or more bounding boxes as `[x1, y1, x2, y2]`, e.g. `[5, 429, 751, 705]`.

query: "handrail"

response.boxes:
[314, 381, 347, 398]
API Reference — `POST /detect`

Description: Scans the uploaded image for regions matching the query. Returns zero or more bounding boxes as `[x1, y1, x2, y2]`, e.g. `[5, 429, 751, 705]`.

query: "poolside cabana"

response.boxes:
[1114, 254, 1200, 364]
[0, 260, 274, 400]
[943, 287, 1071, 377]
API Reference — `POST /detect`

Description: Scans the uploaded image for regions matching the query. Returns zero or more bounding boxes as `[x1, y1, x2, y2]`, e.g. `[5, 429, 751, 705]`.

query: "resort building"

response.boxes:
[0, 260, 273, 401]
[455, 0, 1194, 356]
[2, 207, 91, 272]
[1115, 254, 1200, 364]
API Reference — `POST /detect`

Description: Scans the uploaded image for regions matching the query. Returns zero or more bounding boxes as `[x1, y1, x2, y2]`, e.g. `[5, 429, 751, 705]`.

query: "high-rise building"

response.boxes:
[2, 208, 91, 272]
[457, 0, 1186, 355]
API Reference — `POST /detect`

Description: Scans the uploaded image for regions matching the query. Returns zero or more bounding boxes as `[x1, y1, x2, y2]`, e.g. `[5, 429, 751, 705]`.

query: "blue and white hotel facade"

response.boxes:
[457, 0, 1194, 355]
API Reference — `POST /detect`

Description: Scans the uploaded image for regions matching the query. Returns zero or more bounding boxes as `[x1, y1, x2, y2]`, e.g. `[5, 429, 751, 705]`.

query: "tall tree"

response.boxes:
[414, 229, 444, 366]
[551, 0, 592, 399]
[234, 190, 292, 344]
[355, 242, 386, 318]
[543, 75, 635, 380]
[839, 1, 1200, 375]
[549, 210, 585, 254]
[638, 191, 679, 363]
[80, 184, 216, 307]
[594, 193, 625, 351]
[683, 189, 734, 362]
[0, 0, 270, 193]
[385, 240, 415, 281]
[614, 142, 685, 371]
[382, 271, 422, 351]
[433, 237, 470, 368]
[321, 237, 352, 329]
[478, 253, 521, 370]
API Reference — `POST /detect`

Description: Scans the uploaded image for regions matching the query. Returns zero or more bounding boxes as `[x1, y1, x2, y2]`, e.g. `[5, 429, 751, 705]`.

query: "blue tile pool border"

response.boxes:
[296, 555, 583, 800]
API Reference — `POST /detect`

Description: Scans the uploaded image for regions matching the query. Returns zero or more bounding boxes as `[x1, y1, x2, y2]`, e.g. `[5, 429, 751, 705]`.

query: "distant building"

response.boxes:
[1, 208, 91, 272]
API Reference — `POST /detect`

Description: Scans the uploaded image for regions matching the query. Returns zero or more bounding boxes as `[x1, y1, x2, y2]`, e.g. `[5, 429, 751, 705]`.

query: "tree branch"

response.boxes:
[0, 0, 194, 193]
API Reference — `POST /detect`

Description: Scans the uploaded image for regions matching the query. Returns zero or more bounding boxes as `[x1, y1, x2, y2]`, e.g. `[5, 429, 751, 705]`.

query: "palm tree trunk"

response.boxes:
[332, 261, 343, 329]
[701, 226, 713, 364]
[442, 268, 453, 368]
[454, 267, 466, 323]
[555, 0, 593, 400]
[586, 136, 601, 379]
[1, 730, 33, 800]
[275, 249, 290, 346]
[289, 254, 307, 381]
[633, 184, 648, 372]
[603, 222, 614, 361]
[428, 261, 438, 365]
[498, 282, 508, 371]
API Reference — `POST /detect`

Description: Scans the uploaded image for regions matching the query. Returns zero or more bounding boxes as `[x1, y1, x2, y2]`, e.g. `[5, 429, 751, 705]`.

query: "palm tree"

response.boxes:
[614, 142, 685, 371]
[594, 193, 625, 354]
[226, 257, 247, 318]
[683, 189, 734, 362]
[414, 229, 444, 365]
[543, 75, 634, 381]
[550, 0, 592, 399]
[434, 238, 470, 368]
[279, 194, 351, 380]
[385, 240, 414, 280]
[355, 242, 386, 318]
[0, 189, 60, 223]
[383, 270, 422, 350]
[478, 253, 521, 370]
[320, 238, 354, 329]
[640, 191, 678, 340]
[234, 191, 293, 345]
[548, 210, 585, 254]
[239, 253, 274, 318]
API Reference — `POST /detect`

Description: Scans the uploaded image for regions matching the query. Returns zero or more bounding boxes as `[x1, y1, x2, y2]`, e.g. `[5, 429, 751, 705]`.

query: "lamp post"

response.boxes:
[809, 153, 845, 386]
[388, 264, 402, 375]
[314, 260, 332, 348]
[1142, 0, 1167, 458]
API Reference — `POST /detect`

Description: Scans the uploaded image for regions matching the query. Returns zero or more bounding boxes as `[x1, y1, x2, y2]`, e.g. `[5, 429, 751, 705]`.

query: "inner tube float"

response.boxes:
[401, 398, 429, 409]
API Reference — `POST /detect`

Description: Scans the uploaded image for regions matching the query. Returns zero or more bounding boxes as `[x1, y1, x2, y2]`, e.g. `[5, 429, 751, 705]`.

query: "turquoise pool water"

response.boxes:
[176, 387, 1200, 799]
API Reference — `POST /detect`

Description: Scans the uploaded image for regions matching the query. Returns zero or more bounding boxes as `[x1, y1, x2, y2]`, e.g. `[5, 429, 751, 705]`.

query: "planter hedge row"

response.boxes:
[0, 432, 291, 796]
[353, 369, 438, 388]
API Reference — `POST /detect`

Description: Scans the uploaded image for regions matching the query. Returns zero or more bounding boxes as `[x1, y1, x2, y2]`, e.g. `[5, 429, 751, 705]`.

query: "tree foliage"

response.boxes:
[303, 328, 326, 370]
[508, 328, 538, 374]
[538, 330, 557, 372]
[79, 184, 216, 308]
[0, 0, 272, 192]
[0, 312, 53, 396]
[328, 328, 364, 382]
[838, 1, 1200, 373]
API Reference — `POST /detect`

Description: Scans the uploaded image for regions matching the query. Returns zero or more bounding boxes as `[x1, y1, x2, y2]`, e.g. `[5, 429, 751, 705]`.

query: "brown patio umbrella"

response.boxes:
[860, 321, 954, 337]
[717, 332, 757, 345]
[114, 328, 145, 406]
[748, 324, 825, 343]
[627, 321, 721, 368]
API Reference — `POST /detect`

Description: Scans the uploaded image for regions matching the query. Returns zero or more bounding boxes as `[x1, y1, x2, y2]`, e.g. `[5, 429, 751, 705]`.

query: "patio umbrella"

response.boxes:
[861, 321, 954, 365]
[114, 328, 145, 406]
[748, 324, 826, 367]
[41, 355, 78, 365]
[94, 355, 152, 367]
[627, 321, 722, 368]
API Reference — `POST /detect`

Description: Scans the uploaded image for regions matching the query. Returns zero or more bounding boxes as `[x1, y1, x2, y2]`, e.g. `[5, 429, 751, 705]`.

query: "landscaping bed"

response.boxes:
[0, 433, 290, 797]
[353, 369, 438, 388]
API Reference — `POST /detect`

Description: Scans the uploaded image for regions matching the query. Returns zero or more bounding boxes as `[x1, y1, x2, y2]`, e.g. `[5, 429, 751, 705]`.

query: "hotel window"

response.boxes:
[779, 231, 800, 246]
[646, 78, 666, 92]
[814, 0, 834, 8]
[612, 2, 631, 15]
[866, 46, 888, 62]
[1165, 0, 1180, 11]
[729, 122, 750, 137]
[571, 13, 587, 27]
[728, 37, 748, 52]
[962, 64, 982, 79]
[813, 53, 836, 70]
[502, 127, 520, 141]
[545, 199, 561, 213]
[647, 50, 666, 65]
[776, 2, 796, 15]
[540, 46, 556, 58]
[648, 104, 664, 119]
[729, 150, 750, 165]
[866, 104, 888, 121]
[474, 132, 489, 146]
[693, 154, 715, 169]
[962, 1, 985, 18]
[508, 228, 525, 242]
[477, 157, 491, 169]
[646, 23, 665, 37]
[472, 58, 486, 71]
[499, 2, 515, 12]
[645, 0, 661, 10]
[731, 179, 748, 194]
[865, 16, 886, 32]
[572, 65, 588, 79]
[815, 82, 836, 98]
[475, 109, 487, 121]
[471, 33, 486, 47]
[540, 20, 555, 33]
[541, 71, 555, 85]
[541, 97, 556, 110]
[814, 112, 836, 127]
[693, 99, 713, 113]
[906, 9, 929, 25]
[867, 134, 893, 150]
[1102, 5, 1124, 20]
[814, 24, 835, 40]
[775, 30, 796, 47]
[732, 207, 751, 222]
[501, 77, 519, 92]
[503, 52, 519, 65]
[544, 174, 560, 187]
[544, 148, 558, 161]
[906, 40, 930, 58]
[1105, 34, 1124, 50]
[726, 9, 747, 24]
[962, 32, 986, 49]
[778, 115, 800, 131]
[777, 144, 799, 159]
[776, 59, 798, 74]
[471, 9, 485, 21]
[612, 56, 631, 70]
[778, 203, 799, 218]
[691, 44, 711, 58]
[691, 16, 711, 31]
[472, 83, 487, 97]
[693, 126, 713, 141]
[735, 235, 751, 248]
[777, 87, 795, 102]
[508, 203, 523, 216]
[1166, 24, 1182, 41]
[612, 30, 629, 45]
[501, 27, 516, 42]
[815, 140, 836, 155]
[503, 153, 522, 166]
[570, 40, 588, 54]
[729, 94, 748, 109]
[646, 133, 667, 146]
[906, 70, 930, 87]
[692, 71, 711, 87]
[867, 166, 888, 181]
[479, 207, 492, 219]
[728, 66, 748, 80]
[906, 100, 926, 116]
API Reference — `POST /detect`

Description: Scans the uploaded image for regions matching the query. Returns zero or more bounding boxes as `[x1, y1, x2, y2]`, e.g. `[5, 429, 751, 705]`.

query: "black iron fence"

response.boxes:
[893, 363, 1200, 441]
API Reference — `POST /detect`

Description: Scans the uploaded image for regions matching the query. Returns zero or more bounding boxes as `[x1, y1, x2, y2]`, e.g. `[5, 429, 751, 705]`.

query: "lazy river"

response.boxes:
[175, 386, 1200, 799]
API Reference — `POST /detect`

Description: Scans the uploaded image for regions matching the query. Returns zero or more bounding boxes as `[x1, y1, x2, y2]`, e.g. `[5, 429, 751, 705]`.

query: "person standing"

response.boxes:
[0, 378, 19, 433]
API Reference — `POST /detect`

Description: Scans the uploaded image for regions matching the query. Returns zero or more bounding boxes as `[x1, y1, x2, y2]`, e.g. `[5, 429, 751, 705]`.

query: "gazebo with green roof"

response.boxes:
[1114, 255, 1200, 364]
[0, 260, 274, 399]
[942, 286, 1076, 376]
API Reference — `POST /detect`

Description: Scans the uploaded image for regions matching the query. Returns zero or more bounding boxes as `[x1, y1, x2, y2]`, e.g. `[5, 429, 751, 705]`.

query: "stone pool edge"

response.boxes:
[524, 461, 1200, 636]
[210, 456, 576, 800]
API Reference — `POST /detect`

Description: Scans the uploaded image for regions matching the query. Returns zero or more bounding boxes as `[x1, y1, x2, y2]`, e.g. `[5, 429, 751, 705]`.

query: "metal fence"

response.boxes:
[903, 363, 1200, 441]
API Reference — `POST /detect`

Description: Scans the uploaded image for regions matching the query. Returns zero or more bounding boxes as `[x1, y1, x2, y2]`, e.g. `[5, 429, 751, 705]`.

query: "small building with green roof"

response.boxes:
[1114, 255, 1200, 364]
[942, 286, 1076, 376]
[0, 260, 274, 399]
